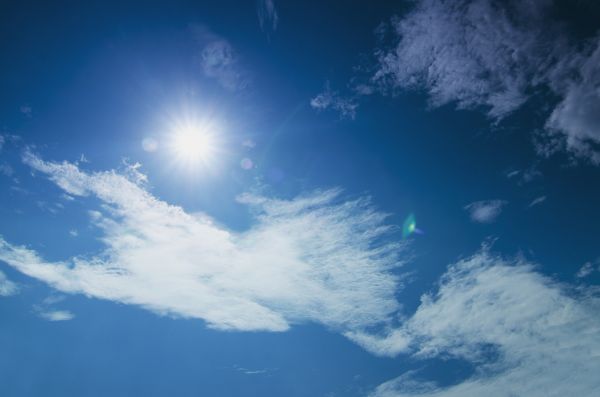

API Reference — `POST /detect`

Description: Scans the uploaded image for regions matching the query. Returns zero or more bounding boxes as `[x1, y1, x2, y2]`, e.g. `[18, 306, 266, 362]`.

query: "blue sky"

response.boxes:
[1, 1, 600, 396]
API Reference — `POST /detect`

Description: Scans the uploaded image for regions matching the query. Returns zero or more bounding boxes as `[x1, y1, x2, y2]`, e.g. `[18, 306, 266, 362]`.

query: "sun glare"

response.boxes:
[169, 117, 219, 168]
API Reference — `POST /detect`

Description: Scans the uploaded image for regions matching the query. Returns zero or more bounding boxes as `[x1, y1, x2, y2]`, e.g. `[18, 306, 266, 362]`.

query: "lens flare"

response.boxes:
[402, 213, 423, 238]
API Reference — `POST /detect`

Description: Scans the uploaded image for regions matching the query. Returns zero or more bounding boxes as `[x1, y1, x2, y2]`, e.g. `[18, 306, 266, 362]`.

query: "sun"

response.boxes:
[169, 117, 219, 168]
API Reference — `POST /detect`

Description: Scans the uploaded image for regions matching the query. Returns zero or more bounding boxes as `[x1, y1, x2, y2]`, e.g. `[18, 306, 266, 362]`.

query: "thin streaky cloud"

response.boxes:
[257, 0, 278, 35]
[37, 309, 75, 322]
[528, 195, 546, 208]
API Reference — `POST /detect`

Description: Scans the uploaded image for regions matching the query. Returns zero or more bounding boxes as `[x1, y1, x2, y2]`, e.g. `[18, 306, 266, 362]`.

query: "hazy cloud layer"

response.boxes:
[0, 152, 402, 334]
[464, 200, 506, 223]
[353, 251, 600, 396]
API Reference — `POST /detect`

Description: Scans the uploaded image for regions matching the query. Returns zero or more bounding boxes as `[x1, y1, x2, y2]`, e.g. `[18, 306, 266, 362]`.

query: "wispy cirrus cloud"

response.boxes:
[0, 270, 18, 296]
[350, 250, 600, 396]
[1, 153, 599, 396]
[36, 309, 75, 322]
[311, 82, 358, 119]
[319, 0, 600, 164]
[528, 195, 546, 208]
[0, 151, 403, 334]
[191, 25, 248, 91]
[464, 200, 506, 223]
[372, 0, 600, 164]
[576, 260, 599, 278]
[257, 0, 279, 37]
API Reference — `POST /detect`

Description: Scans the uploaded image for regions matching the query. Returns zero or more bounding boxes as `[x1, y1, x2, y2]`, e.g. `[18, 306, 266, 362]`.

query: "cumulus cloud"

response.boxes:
[332, 0, 600, 164]
[257, 0, 279, 36]
[191, 25, 247, 91]
[0, 152, 403, 334]
[464, 200, 506, 223]
[311, 83, 358, 119]
[0, 270, 18, 296]
[354, 250, 600, 396]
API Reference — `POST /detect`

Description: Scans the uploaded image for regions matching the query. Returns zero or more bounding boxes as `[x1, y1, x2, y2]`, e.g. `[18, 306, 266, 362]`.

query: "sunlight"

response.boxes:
[168, 116, 220, 169]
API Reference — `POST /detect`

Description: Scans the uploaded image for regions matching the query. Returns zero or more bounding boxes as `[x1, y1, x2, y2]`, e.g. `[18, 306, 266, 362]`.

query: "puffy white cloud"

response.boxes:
[0, 152, 403, 333]
[0, 270, 18, 296]
[360, 250, 600, 396]
[464, 200, 506, 223]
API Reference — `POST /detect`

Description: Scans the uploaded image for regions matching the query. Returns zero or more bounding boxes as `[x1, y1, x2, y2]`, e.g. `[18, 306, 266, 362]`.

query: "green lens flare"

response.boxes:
[402, 213, 417, 238]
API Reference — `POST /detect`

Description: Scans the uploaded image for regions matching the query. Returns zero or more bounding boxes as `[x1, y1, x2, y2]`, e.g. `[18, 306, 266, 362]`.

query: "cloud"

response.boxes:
[464, 200, 506, 223]
[576, 260, 599, 278]
[20, 105, 32, 117]
[0, 270, 18, 296]
[311, 82, 358, 119]
[330, 0, 600, 164]
[257, 0, 279, 36]
[37, 309, 74, 322]
[0, 163, 14, 177]
[353, 250, 600, 396]
[191, 25, 247, 91]
[528, 195, 546, 208]
[0, 135, 4, 151]
[0, 152, 403, 334]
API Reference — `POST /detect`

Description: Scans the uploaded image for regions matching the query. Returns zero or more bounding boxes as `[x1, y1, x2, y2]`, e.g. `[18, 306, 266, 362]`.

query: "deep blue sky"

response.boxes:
[1, 1, 599, 396]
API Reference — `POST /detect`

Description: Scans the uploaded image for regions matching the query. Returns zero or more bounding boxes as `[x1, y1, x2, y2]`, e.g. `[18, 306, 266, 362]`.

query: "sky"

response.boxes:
[1, 1, 599, 396]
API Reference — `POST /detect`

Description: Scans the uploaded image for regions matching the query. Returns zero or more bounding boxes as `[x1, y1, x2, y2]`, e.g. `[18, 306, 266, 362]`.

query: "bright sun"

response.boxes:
[169, 118, 219, 168]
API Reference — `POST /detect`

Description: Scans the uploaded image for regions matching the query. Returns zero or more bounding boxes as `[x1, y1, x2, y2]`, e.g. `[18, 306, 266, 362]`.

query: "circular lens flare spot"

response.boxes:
[240, 158, 253, 170]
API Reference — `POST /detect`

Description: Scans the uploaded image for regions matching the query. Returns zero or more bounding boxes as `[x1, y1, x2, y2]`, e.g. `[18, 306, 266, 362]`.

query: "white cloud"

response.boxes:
[257, 0, 279, 36]
[0, 270, 18, 296]
[0, 135, 4, 151]
[576, 260, 600, 278]
[191, 25, 247, 91]
[464, 200, 506, 223]
[37, 309, 74, 322]
[0, 152, 403, 334]
[311, 83, 358, 119]
[363, 0, 600, 164]
[528, 195, 546, 208]
[355, 250, 600, 397]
